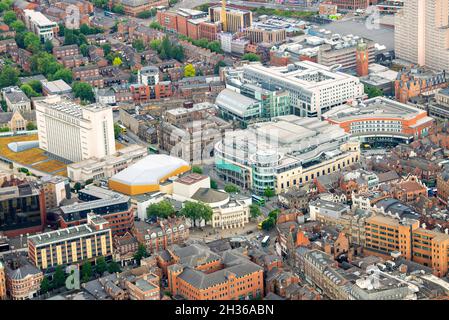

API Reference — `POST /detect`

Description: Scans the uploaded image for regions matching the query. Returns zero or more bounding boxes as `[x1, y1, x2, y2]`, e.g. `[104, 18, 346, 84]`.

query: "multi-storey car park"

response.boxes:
[322, 96, 434, 146]
[214, 115, 360, 195]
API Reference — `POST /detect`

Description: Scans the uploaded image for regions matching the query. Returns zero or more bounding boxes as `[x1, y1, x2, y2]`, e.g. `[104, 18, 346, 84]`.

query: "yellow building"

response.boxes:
[209, 6, 252, 33]
[27, 214, 113, 269]
[0, 262, 6, 300]
[108, 154, 190, 196]
[365, 214, 449, 277]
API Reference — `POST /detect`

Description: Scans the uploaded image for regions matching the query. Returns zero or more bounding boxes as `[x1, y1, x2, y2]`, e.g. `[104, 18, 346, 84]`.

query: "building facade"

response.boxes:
[35, 95, 116, 162]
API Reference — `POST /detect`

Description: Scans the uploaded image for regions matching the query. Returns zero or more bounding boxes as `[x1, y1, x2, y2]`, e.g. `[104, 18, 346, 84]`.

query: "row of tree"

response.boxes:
[40, 257, 121, 294]
[147, 200, 213, 227]
[178, 35, 222, 54]
[150, 36, 185, 62]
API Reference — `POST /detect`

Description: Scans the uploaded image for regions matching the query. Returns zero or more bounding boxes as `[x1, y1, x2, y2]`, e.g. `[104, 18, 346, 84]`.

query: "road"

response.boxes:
[173, 0, 319, 11]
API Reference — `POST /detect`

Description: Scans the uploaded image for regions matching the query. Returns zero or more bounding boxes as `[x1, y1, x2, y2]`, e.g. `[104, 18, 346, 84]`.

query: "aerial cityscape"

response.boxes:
[2, 0, 449, 304]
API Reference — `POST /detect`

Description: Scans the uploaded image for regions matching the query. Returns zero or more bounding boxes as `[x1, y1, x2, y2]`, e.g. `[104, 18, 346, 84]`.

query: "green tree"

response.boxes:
[179, 201, 213, 227]
[112, 56, 122, 66]
[264, 187, 275, 199]
[107, 261, 121, 273]
[268, 209, 280, 220]
[134, 243, 148, 265]
[40, 276, 51, 294]
[20, 84, 40, 97]
[192, 166, 203, 174]
[262, 217, 275, 230]
[214, 60, 226, 74]
[3, 10, 16, 25]
[111, 4, 124, 14]
[44, 39, 53, 53]
[10, 20, 25, 33]
[210, 179, 218, 189]
[207, 40, 222, 53]
[72, 82, 95, 102]
[80, 43, 89, 57]
[53, 265, 66, 288]
[114, 123, 121, 139]
[147, 200, 175, 219]
[132, 39, 145, 52]
[93, 0, 108, 8]
[73, 182, 82, 192]
[27, 80, 42, 93]
[52, 68, 73, 84]
[137, 9, 157, 18]
[150, 39, 161, 51]
[101, 43, 112, 56]
[26, 122, 37, 130]
[224, 184, 239, 193]
[0, 65, 19, 88]
[81, 261, 92, 282]
[364, 85, 383, 99]
[149, 21, 163, 30]
[184, 64, 196, 77]
[242, 53, 261, 62]
[95, 256, 108, 275]
[250, 204, 261, 219]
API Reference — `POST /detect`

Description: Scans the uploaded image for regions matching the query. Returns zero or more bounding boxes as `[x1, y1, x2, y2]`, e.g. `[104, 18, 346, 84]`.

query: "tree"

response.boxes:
[207, 40, 222, 53]
[137, 9, 157, 18]
[264, 187, 275, 199]
[73, 182, 82, 192]
[224, 184, 239, 194]
[40, 276, 51, 294]
[27, 80, 42, 94]
[111, 4, 124, 14]
[132, 39, 145, 52]
[80, 43, 89, 57]
[149, 21, 163, 30]
[26, 122, 37, 130]
[72, 82, 95, 103]
[107, 261, 121, 273]
[364, 85, 383, 98]
[214, 60, 226, 74]
[112, 56, 122, 66]
[242, 53, 261, 62]
[147, 200, 175, 219]
[114, 123, 121, 139]
[268, 209, 280, 220]
[44, 39, 53, 53]
[250, 204, 261, 219]
[52, 68, 73, 84]
[10, 20, 25, 33]
[150, 39, 161, 51]
[210, 179, 218, 189]
[262, 217, 275, 230]
[93, 0, 108, 8]
[192, 166, 203, 174]
[20, 84, 40, 98]
[81, 261, 92, 282]
[0, 65, 19, 88]
[3, 10, 16, 25]
[53, 265, 66, 288]
[179, 201, 213, 227]
[101, 43, 111, 56]
[184, 64, 196, 77]
[95, 257, 108, 275]
[134, 243, 148, 264]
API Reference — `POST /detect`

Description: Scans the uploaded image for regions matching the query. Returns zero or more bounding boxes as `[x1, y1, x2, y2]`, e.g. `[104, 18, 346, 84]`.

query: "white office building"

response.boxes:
[138, 66, 160, 86]
[242, 61, 364, 117]
[35, 95, 116, 162]
[23, 9, 58, 42]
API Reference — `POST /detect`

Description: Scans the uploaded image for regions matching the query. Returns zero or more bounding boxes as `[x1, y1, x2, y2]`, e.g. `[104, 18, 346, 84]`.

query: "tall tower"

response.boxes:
[356, 39, 369, 77]
[221, 0, 227, 32]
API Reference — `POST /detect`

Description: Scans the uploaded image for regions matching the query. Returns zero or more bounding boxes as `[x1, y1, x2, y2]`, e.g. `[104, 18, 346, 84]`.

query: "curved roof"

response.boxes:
[110, 154, 189, 186]
[215, 88, 259, 117]
[7, 140, 39, 153]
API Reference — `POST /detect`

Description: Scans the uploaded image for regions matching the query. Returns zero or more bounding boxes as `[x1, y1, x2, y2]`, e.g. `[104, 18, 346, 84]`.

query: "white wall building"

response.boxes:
[23, 9, 58, 42]
[242, 60, 364, 117]
[138, 66, 160, 86]
[309, 199, 350, 221]
[35, 95, 116, 163]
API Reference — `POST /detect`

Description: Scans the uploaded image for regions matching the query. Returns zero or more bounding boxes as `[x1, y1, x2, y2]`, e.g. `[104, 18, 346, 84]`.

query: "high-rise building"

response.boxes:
[209, 5, 252, 33]
[35, 95, 116, 163]
[395, 0, 449, 71]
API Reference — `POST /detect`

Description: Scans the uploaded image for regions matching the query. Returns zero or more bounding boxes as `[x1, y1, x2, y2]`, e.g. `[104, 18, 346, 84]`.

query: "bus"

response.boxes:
[148, 146, 159, 154]
[104, 10, 115, 18]
[118, 124, 127, 134]
[261, 236, 270, 247]
[252, 194, 265, 206]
